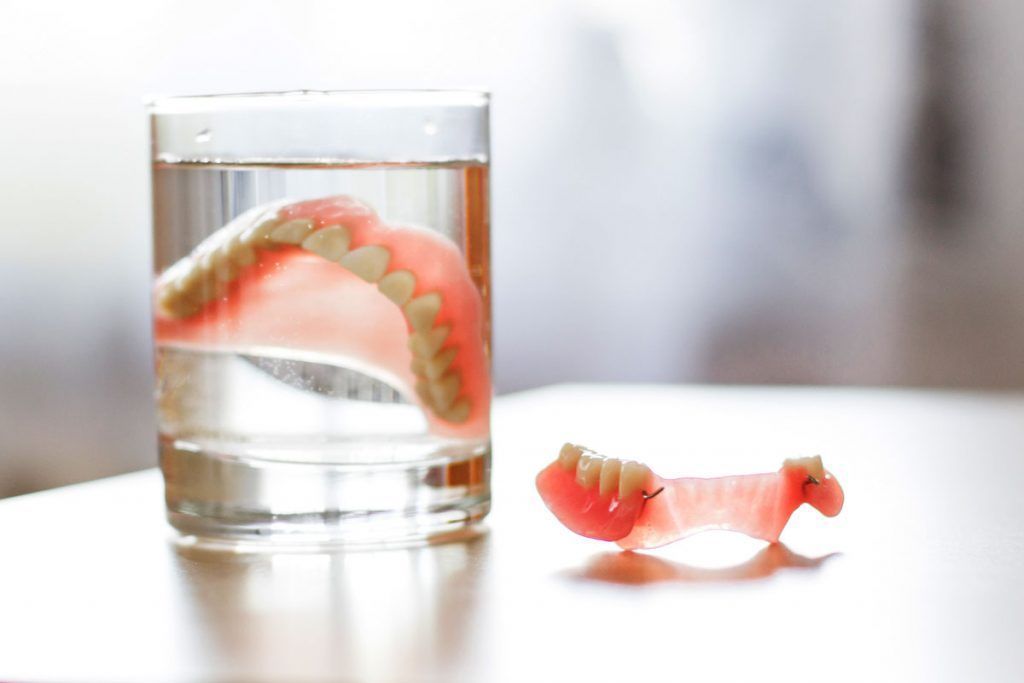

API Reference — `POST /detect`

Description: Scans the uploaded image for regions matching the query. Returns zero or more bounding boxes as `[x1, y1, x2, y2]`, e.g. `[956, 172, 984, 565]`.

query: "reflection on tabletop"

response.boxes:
[569, 543, 839, 585]
[170, 533, 490, 681]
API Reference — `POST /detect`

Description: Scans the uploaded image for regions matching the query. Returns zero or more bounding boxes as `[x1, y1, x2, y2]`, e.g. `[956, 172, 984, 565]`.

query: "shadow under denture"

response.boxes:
[568, 543, 840, 586]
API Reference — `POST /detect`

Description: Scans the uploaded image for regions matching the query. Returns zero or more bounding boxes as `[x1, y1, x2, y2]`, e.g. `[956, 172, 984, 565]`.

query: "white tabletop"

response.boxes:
[2, 384, 1022, 682]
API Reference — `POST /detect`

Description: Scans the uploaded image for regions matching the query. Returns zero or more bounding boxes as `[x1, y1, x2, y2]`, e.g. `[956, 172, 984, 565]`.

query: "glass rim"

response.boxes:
[146, 89, 491, 113]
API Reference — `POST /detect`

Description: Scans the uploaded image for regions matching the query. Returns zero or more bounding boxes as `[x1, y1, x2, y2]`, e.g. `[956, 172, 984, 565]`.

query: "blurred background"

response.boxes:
[2, 0, 1022, 498]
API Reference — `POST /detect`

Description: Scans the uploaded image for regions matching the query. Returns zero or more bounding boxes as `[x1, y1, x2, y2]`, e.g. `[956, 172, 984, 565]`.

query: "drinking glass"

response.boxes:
[148, 91, 491, 546]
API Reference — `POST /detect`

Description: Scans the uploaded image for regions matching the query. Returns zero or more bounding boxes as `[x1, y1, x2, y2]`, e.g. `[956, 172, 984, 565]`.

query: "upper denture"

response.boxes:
[153, 196, 490, 436]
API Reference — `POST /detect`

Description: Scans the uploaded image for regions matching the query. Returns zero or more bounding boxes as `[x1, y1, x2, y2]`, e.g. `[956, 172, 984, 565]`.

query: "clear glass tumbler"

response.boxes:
[148, 91, 491, 546]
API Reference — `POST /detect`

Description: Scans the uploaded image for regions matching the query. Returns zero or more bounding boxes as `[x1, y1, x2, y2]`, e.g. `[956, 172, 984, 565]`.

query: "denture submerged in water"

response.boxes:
[536, 445, 844, 549]
[153, 195, 490, 438]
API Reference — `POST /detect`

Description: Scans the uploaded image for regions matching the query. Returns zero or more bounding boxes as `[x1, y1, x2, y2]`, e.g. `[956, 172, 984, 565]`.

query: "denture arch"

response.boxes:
[154, 196, 490, 437]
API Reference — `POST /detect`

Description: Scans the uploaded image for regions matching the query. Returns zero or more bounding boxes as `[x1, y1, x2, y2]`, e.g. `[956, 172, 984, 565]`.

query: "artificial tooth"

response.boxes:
[242, 218, 282, 248]
[404, 292, 442, 332]
[424, 347, 457, 380]
[428, 373, 461, 412]
[178, 299, 202, 317]
[231, 239, 257, 267]
[200, 248, 235, 283]
[270, 218, 315, 244]
[156, 261, 202, 317]
[599, 458, 622, 497]
[619, 461, 652, 498]
[558, 443, 582, 470]
[408, 326, 450, 358]
[340, 245, 390, 282]
[576, 455, 603, 489]
[301, 225, 351, 261]
[441, 399, 471, 423]
[807, 455, 825, 480]
[192, 269, 223, 304]
[378, 270, 416, 306]
[155, 289, 176, 316]
[158, 300, 184, 319]
[157, 288, 196, 318]
[212, 250, 239, 282]
[784, 455, 824, 481]
[190, 255, 224, 301]
[575, 455, 591, 486]
[217, 234, 240, 260]
[175, 262, 204, 295]
[414, 380, 433, 407]
[198, 249, 218, 273]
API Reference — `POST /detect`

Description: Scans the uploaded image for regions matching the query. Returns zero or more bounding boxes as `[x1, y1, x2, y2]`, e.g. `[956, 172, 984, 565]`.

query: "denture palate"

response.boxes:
[155, 208, 472, 423]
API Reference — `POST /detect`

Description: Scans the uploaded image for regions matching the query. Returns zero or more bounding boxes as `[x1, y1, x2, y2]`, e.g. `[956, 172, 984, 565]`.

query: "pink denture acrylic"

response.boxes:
[536, 445, 844, 548]
[149, 91, 492, 547]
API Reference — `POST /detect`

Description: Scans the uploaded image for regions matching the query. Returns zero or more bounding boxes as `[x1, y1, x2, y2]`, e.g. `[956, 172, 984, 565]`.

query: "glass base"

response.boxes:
[161, 440, 491, 549]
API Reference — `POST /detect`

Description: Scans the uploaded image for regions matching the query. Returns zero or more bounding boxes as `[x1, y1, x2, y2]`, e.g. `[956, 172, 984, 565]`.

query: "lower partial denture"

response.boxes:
[536, 444, 845, 546]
